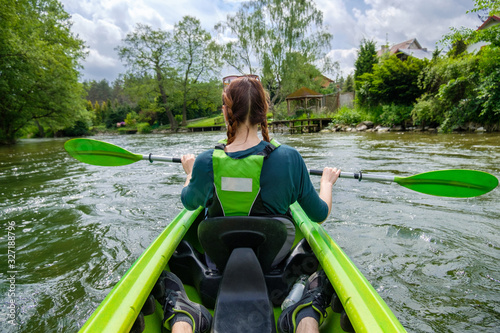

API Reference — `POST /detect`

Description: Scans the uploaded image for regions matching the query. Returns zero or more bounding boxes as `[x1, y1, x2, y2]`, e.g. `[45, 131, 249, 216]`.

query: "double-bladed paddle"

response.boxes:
[64, 138, 498, 198]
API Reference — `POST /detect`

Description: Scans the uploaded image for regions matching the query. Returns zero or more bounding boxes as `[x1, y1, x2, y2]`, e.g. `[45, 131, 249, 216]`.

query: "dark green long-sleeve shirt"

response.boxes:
[181, 141, 329, 222]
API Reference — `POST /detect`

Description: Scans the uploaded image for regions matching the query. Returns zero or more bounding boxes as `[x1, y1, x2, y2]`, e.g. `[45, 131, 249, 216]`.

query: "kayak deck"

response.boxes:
[79, 203, 406, 333]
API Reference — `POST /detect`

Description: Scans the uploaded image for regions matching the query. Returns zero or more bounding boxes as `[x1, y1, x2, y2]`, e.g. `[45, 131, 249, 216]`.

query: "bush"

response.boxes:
[61, 120, 91, 137]
[124, 111, 138, 127]
[118, 127, 129, 135]
[412, 94, 444, 127]
[378, 104, 413, 127]
[105, 105, 131, 128]
[332, 106, 363, 126]
[137, 122, 152, 134]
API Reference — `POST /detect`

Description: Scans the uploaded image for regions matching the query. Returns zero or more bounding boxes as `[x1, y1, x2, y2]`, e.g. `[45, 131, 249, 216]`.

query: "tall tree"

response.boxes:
[342, 74, 355, 93]
[83, 79, 113, 104]
[354, 39, 378, 82]
[218, 0, 336, 108]
[215, 9, 258, 75]
[116, 24, 178, 129]
[93, 101, 102, 125]
[173, 16, 221, 126]
[0, 0, 86, 144]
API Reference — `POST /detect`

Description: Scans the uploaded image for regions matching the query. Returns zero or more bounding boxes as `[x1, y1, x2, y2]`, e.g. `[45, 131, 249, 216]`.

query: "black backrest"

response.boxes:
[198, 216, 295, 273]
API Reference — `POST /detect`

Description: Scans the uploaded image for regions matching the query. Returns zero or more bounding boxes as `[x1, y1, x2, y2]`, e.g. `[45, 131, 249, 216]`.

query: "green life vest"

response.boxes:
[209, 139, 280, 217]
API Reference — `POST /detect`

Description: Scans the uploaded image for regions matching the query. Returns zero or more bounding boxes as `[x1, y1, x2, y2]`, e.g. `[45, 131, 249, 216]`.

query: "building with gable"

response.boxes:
[467, 15, 500, 53]
[377, 38, 433, 61]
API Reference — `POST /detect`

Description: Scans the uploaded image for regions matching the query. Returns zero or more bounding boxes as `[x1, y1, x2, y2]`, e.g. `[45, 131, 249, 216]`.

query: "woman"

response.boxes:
[163, 76, 341, 333]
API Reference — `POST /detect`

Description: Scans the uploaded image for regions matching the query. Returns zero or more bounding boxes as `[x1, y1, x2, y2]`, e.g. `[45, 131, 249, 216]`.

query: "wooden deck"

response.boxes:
[187, 118, 332, 134]
[269, 118, 332, 134]
[188, 125, 225, 132]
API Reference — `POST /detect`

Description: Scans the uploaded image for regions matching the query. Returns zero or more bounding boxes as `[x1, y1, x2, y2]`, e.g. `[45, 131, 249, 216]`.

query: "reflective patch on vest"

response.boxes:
[221, 177, 253, 192]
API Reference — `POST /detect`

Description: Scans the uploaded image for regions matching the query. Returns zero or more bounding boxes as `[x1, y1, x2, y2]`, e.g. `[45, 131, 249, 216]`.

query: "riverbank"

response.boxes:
[91, 120, 495, 137]
[323, 121, 492, 134]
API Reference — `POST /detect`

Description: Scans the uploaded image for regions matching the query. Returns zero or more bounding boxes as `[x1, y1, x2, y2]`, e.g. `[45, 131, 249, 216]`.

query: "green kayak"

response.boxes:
[79, 202, 406, 333]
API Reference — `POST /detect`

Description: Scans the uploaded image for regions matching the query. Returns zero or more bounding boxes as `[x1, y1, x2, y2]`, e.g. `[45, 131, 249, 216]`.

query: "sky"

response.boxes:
[60, 0, 483, 83]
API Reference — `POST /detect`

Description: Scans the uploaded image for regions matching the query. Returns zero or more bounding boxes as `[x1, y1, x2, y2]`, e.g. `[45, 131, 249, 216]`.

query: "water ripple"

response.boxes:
[1, 133, 499, 332]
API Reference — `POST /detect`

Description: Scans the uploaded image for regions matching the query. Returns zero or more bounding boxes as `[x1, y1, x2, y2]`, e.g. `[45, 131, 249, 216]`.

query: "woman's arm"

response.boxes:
[319, 167, 341, 217]
[181, 154, 196, 187]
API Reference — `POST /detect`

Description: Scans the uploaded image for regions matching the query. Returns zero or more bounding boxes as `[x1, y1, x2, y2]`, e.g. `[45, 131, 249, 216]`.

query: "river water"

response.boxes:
[0, 132, 499, 332]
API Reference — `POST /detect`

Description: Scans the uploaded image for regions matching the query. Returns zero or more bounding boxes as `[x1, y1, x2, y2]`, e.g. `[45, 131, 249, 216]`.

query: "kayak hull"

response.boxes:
[79, 203, 406, 333]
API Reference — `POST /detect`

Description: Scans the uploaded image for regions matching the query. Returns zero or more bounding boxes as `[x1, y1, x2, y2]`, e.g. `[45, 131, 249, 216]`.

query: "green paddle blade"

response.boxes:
[394, 169, 498, 198]
[64, 138, 143, 166]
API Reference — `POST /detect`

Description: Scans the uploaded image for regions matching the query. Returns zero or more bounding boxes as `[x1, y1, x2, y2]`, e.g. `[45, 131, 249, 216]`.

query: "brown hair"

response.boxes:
[222, 77, 270, 145]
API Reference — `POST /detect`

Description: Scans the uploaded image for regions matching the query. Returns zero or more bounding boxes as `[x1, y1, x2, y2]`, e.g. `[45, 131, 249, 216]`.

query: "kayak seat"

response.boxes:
[198, 216, 295, 333]
[197, 216, 296, 273]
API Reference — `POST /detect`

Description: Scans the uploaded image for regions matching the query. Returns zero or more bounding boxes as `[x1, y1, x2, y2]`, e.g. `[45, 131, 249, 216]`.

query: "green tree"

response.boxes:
[101, 101, 108, 124]
[342, 74, 355, 93]
[116, 24, 178, 129]
[475, 46, 500, 124]
[173, 16, 221, 126]
[83, 79, 113, 104]
[93, 101, 102, 126]
[86, 100, 94, 112]
[414, 47, 500, 130]
[354, 39, 378, 82]
[0, 0, 87, 144]
[357, 55, 426, 107]
[218, 0, 336, 108]
[469, 0, 500, 15]
[215, 9, 258, 75]
[441, 0, 500, 54]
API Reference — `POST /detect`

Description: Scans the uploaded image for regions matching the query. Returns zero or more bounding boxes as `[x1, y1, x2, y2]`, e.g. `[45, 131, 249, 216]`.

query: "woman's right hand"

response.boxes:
[319, 167, 341, 219]
[321, 167, 341, 186]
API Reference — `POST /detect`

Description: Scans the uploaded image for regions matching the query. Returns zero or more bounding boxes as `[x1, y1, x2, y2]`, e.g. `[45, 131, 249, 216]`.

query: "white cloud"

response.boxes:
[352, 0, 478, 50]
[326, 48, 358, 76]
[86, 49, 119, 68]
[61, 0, 485, 82]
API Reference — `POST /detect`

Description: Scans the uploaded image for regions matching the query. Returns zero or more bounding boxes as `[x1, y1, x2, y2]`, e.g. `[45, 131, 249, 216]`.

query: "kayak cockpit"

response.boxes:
[198, 216, 294, 332]
[166, 215, 318, 331]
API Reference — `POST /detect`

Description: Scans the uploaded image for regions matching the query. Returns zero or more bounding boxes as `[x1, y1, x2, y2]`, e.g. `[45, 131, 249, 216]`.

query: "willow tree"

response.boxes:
[116, 24, 178, 129]
[0, 0, 86, 144]
[218, 0, 336, 108]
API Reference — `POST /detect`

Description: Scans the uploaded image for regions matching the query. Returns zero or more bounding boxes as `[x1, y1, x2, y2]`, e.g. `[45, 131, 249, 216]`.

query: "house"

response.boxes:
[467, 15, 500, 53]
[377, 38, 433, 61]
[313, 74, 335, 88]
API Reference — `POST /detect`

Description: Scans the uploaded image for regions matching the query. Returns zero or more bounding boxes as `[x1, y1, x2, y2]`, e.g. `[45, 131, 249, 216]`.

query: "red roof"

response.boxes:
[377, 38, 423, 56]
[477, 15, 500, 31]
